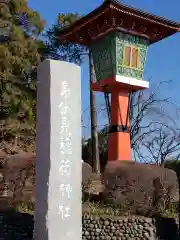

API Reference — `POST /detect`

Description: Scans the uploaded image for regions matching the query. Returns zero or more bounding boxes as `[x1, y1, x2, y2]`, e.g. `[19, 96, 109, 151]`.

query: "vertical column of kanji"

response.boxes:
[35, 59, 82, 240]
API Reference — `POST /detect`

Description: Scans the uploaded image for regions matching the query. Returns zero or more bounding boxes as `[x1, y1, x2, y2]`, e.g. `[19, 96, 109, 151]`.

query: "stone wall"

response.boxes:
[0, 211, 179, 239]
[82, 215, 179, 240]
[0, 211, 34, 239]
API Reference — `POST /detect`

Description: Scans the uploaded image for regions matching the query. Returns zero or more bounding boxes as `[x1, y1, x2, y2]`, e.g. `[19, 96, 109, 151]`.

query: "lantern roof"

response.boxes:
[58, 0, 180, 45]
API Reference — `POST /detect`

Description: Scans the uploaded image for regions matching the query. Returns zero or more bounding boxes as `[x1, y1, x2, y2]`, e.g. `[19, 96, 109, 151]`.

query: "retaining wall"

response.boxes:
[82, 214, 179, 240]
[0, 211, 179, 239]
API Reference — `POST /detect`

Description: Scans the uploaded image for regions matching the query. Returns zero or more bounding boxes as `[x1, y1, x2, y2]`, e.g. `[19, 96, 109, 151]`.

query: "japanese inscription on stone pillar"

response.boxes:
[35, 60, 81, 240]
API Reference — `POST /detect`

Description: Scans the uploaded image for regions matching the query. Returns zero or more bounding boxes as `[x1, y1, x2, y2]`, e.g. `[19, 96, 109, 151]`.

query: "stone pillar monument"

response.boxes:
[34, 60, 82, 240]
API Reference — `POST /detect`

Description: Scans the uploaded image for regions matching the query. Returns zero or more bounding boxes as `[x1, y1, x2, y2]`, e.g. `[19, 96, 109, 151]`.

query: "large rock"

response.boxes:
[82, 161, 92, 192]
[103, 161, 178, 215]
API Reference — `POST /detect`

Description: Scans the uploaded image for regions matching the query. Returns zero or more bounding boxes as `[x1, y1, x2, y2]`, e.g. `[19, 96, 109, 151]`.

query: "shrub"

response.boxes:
[165, 159, 180, 179]
[103, 161, 178, 217]
[3, 153, 35, 207]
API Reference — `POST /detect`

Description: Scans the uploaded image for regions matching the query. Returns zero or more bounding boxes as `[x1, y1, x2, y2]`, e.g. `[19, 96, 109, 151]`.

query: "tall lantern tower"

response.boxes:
[59, 0, 180, 161]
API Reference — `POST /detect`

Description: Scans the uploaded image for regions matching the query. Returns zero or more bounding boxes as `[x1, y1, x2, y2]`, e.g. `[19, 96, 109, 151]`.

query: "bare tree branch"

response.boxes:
[141, 125, 180, 165]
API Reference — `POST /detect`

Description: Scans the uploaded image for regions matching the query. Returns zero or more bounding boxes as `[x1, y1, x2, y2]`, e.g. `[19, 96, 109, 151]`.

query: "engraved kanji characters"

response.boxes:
[58, 80, 73, 221]
[58, 205, 71, 219]
[59, 164, 71, 177]
[59, 183, 72, 198]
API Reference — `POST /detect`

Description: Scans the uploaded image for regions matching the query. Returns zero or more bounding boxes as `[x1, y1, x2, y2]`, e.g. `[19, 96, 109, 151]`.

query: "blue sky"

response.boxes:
[29, 0, 180, 137]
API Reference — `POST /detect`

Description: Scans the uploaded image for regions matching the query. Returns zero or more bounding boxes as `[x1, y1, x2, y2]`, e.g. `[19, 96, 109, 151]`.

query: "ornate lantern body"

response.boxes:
[59, 0, 180, 161]
[91, 31, 149, 90]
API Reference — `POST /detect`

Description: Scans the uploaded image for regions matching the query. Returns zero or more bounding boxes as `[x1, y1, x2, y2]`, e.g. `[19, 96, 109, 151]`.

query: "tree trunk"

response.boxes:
[89, 51, 100, 174]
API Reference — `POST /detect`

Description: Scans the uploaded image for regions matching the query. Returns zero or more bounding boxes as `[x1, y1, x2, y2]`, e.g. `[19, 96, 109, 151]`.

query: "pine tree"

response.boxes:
[46, 13, 87, 64]
[0, 0, 45, 144]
